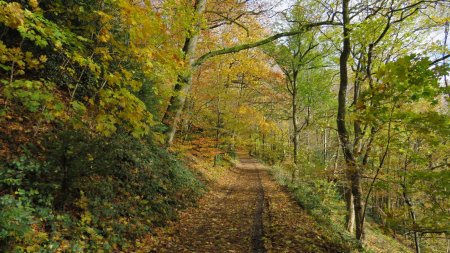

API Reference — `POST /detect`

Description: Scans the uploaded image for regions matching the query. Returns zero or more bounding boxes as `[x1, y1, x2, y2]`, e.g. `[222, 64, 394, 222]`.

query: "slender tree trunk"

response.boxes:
[345, 187, 355, 232]
[291, 79, 300, 183]
[330, 134, 340, 182]
[214, 96, 221, 166]
[405, 195, 421, 253]
[403, 189, 421, 253]
[293, 88, 299, 165]
[337, 0, 364, 241]
[323, 115, 328, 165]
[443, 21, 449, 91]
[402, 157, 421, 253]
[162, 0, 207, 147]
[262, 133, 266, 158]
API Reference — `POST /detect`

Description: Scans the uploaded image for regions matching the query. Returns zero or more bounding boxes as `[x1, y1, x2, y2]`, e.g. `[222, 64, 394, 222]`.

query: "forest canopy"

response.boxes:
[0, 0, 449, 252]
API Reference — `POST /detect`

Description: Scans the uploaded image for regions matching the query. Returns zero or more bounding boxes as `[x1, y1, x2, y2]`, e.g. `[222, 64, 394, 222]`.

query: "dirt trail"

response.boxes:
[146, 156, 341, 253]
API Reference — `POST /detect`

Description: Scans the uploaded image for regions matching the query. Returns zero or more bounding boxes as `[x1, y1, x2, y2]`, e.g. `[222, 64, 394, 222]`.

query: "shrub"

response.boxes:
[0, 130, 204, 251]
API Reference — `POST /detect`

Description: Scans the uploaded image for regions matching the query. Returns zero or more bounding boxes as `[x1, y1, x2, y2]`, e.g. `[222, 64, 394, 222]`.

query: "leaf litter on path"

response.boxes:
[141, 157, 345, 253]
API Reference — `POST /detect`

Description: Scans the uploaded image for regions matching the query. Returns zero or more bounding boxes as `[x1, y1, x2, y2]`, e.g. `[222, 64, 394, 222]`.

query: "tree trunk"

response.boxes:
[214, 96, 221, 166]
[443, 21, 449, 92]
[291, 78, 300, 183]
[329, 135, 340, 182]
[262, 133, 266, 158]
[403, 186, 421, 253]
[351, 168, 364, 240]
[181, 97, 193, 143]
[337, 0, 365, 241]
[162, 0, 207, 147]
[402, 158, 421, 253]
[292, 88, 299, 165]
[323, 116, 328, 165]
[345, 187, 355, 232]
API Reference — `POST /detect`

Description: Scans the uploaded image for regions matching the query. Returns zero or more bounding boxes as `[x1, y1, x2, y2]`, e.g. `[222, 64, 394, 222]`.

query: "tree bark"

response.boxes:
[291, 86, 300, 182]
[337, 0, 364, 241]
[292, 84, 299, 165]
[162, 0, 207, 146]
[214, 96, 221, 166]
[345, 187, 355, 232]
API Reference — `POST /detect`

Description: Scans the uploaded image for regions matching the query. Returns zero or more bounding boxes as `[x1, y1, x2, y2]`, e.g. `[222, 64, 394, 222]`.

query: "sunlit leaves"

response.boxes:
[357, 55, 446, 127]
[96, 88, 153, 138]
[0, 1, 24, 28]
[0, 0, 182, 138]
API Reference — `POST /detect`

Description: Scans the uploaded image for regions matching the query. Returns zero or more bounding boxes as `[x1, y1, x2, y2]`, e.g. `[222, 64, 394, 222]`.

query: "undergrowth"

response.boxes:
[268, 164, 361, 252]
[0, 130, 204, 252]
[268, 164, 416, 253]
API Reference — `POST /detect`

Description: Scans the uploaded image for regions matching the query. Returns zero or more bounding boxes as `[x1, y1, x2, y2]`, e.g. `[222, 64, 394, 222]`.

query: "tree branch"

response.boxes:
[192, 20, 340, 67]
[430, 54, 450, 65]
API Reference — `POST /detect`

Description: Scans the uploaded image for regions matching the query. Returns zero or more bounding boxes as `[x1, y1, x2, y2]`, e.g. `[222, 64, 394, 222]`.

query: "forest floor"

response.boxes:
[141, 155, 348, 253]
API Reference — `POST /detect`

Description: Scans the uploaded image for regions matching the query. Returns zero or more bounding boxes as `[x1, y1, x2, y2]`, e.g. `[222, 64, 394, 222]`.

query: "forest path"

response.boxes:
[145, 156, 339, 253]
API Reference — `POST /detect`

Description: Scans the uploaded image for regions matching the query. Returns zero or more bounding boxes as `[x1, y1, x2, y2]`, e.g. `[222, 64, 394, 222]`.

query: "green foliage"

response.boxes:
[0, 131, 204, 251]
[359, 55, 447, 126]
[0, 156, 54, 252]
[3, 79, 65, 120]
[0, 195, 35, 250]
[0, 193, 56, 252]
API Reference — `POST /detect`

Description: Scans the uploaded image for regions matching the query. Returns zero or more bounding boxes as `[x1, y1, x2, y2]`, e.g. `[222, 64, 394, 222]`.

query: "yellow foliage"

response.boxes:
[28, 0, 39, 10]
[0, 1, 24, 28]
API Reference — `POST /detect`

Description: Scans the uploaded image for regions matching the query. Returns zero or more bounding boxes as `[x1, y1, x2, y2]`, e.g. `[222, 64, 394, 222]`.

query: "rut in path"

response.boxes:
[147, 156, 344, 253]
[251, 163, 265, 253]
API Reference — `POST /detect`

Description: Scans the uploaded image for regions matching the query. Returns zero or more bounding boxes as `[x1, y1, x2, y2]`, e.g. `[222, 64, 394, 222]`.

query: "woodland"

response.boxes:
[0, 0, 449, 252]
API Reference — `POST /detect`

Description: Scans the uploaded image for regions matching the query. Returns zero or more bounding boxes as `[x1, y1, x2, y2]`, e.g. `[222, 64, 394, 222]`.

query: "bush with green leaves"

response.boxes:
[0, 130, 204, 251]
